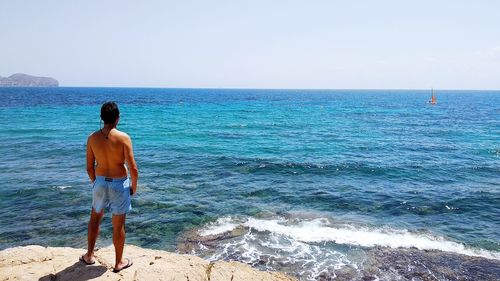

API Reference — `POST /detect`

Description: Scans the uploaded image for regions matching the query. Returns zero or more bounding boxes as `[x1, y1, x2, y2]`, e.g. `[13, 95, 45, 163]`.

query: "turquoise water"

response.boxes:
[0, 88, 498, 279]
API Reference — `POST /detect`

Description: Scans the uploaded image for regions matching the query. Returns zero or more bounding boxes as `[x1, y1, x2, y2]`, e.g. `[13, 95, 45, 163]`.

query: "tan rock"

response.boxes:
[0, 245, 296, 281]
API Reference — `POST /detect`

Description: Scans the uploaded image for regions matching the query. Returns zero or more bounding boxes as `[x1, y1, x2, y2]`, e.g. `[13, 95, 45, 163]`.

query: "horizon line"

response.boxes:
[40, 86, 500, 91]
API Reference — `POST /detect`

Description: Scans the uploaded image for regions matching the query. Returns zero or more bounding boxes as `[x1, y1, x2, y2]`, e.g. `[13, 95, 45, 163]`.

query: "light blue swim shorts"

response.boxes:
[92, 176, 132, 215]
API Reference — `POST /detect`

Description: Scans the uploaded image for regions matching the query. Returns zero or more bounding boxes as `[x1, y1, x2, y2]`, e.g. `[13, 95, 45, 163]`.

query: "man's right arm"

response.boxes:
[86, 136, 96, 183]
[124, 135, 138, 195]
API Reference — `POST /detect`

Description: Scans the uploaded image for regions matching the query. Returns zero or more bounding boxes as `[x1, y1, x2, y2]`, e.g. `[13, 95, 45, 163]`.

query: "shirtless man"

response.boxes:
[80, 101, 139, 273]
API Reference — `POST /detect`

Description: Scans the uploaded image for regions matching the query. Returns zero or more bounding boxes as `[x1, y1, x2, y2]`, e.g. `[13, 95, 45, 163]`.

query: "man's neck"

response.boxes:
[102, 124, 116, 131]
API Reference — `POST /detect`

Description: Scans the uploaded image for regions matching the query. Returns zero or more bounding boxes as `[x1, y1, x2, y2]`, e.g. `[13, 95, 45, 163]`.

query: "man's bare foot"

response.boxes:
[113, 258, 133, 273]
[79, 253, 96, 265]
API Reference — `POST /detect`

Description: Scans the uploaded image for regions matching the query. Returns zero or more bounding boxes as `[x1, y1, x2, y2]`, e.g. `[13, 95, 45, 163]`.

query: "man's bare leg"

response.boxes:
[84, 208, 104, 263]
[112, 213, 128, 270]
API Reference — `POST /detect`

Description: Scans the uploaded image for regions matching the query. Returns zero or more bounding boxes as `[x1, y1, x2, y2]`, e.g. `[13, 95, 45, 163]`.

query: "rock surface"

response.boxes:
[317, 247, 500, 281]
[179, 227, 500, 281]
[0, 245, 296, 281]
[0, 73, 58, 87]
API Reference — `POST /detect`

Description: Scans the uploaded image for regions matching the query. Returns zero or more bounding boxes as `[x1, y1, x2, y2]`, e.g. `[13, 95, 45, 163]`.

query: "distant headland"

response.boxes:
[0, 73, 58, 87]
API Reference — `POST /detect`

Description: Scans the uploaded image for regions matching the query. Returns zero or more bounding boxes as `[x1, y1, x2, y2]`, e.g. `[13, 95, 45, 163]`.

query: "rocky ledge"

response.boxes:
[0, 245, 296, 281]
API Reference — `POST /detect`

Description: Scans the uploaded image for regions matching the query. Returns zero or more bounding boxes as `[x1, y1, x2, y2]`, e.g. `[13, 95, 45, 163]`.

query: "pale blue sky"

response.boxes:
[1, 0, 499, 89]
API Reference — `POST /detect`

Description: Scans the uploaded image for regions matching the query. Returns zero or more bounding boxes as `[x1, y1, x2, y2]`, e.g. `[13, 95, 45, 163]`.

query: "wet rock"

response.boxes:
[318, 247, 500, 281]
[177, 225, 249, 254]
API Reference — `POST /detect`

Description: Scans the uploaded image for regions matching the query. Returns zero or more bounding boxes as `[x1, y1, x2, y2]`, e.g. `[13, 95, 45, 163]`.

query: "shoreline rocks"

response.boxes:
[0, 244, 296, 281]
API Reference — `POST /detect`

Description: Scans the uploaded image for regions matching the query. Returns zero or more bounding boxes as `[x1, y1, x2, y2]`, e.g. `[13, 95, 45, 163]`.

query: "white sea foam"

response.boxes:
[197, 216, 355, 280]
[198, 217, 240, 236]
[198, 216, 500, 260]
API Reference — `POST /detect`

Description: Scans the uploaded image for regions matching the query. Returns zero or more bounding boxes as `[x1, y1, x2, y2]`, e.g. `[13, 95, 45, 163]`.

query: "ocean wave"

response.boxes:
[232, 159, 397, 177]
[52, 185, 71, 190]
[188, 216, 500, 279]
[199, 217, 240, 236]
[198, 216, 500, 260]
[193, 216, 354, 280]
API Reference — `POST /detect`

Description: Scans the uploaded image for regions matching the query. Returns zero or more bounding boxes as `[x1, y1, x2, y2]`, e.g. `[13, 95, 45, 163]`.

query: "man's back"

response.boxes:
[88, 129, 131, 178]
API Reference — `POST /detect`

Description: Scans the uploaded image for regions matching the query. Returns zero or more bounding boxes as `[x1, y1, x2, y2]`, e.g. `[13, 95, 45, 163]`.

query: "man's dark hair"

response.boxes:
[100, 101, 120, 124]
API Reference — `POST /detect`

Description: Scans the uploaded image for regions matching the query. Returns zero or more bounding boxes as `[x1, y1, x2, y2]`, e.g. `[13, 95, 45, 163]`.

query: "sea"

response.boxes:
[0, 87, 498, 280]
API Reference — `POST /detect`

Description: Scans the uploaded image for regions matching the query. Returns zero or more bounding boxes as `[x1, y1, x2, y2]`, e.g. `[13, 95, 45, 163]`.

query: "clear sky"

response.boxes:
[1, 0, 499, 89]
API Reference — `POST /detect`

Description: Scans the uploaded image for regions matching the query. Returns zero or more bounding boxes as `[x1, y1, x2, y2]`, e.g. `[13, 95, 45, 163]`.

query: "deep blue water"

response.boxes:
[0, 87, 498, 279]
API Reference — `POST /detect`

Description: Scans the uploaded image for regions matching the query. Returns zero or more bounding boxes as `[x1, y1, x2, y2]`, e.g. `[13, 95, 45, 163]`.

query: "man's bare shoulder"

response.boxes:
[87, 131, 100, 142]
[114, 130, 132, 142]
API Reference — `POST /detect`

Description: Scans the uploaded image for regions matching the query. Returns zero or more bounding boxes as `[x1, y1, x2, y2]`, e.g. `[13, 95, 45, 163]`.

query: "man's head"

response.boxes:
[100, 101, 120, 125]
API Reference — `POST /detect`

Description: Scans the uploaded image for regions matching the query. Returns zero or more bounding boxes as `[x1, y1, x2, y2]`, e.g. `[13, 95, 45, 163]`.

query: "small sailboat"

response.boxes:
[428, 88, 437, 105]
